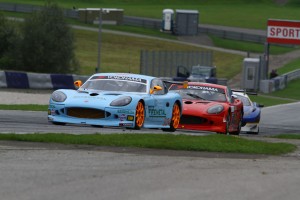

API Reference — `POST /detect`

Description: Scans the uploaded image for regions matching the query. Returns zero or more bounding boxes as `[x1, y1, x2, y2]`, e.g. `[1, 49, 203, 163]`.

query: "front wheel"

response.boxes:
[52, 122, 66, 126]
[230, 112, 242, 135]
[162, 103, 180, 132]
[134, 101, 145, 130]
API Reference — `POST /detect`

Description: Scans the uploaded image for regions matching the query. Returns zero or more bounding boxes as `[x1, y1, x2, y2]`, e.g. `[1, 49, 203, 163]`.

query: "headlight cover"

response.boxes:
[207, 104, 224, 114]
[110, 96, 132, 106]
[51, 91, 67, 102]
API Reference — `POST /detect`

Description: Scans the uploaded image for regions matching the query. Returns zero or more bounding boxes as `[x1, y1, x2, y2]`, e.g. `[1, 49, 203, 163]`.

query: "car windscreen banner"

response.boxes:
[267, 19, 300, 45]
[91, 75, 147, 84]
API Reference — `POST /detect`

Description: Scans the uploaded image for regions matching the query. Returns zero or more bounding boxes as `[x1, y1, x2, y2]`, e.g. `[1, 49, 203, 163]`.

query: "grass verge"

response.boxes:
[272, 134, 300, 140]
[0, 104, 48, 111]
[0, 133, 296, 155]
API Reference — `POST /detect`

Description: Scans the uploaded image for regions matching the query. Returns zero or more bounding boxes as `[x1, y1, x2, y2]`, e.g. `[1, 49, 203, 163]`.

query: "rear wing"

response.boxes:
[162, 80, 188, 90]
[232, 89, 257, 96]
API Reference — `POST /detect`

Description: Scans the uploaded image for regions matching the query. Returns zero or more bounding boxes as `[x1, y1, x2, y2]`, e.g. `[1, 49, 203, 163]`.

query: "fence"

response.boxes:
[123, 16, 267, 44]
[140, 50, 213, 78]
[259, 69, 300, 93]
[0, 71, 89, 89]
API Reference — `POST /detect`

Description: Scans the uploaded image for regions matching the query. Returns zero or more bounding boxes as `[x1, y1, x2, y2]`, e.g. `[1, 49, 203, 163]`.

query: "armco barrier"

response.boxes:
[259, 69, 300, 93]
[0, 71, 89, 90]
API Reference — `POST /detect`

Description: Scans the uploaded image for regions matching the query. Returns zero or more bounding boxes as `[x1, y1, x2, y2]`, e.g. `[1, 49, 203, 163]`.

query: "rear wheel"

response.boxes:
[134, 101, 145, 129]
[162, 103, 180, 132]
[231, 119, 241, 135]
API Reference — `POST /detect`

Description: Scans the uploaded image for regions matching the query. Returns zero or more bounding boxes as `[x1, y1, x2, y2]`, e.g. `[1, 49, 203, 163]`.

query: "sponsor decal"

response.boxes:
[119, 123, 133, 127]
[118, 109, 134, 114]
[49, 104, 56, 108]
[119, 114, 126, 121]
[163, 118, 171, 126]
[149, 108, 166, 117]
[91, 75, 147, 84]
[48, 109, 56, 115]
[187, 85, 220, 92]
[127, 115, 134, 121]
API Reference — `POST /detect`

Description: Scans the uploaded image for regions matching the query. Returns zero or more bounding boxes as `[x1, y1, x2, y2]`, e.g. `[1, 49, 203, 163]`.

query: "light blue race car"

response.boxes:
[48, 73, 182, 132]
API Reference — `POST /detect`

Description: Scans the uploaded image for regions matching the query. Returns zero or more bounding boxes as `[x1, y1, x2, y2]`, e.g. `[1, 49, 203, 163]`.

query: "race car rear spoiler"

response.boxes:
[232, 89, 257, 95]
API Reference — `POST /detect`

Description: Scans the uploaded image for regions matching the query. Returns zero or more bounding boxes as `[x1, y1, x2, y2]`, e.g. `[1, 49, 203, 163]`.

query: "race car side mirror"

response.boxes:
[74, 80, 82, 88]
[150, 85, 162, 94]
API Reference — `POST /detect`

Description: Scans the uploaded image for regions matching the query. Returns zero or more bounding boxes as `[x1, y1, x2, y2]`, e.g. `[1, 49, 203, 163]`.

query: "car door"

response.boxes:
[144, 78, 173, 126]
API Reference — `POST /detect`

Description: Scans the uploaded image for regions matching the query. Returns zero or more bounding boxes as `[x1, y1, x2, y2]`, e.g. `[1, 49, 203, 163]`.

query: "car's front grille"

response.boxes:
[180, 115, 210, 125]
[66, 107, 106, 119]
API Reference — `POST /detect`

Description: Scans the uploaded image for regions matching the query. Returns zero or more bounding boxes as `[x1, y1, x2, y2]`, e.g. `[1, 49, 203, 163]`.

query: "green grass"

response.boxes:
[2, 0, 300, 30]
[249, 94, 297, 107]
[277, 58, 300, 75]
[272, 134, 300, 140]
[268, 79, 300, 100]
[210, 35, 297, 55]
[2, 1, 298, 77]
[0, 133, 296, 155]
[0, 104, 48, 111]
[74, 28, 244, 77]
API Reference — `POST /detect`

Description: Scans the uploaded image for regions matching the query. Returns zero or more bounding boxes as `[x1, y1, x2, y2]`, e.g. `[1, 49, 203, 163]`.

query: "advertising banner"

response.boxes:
[267, 19, 300, 45]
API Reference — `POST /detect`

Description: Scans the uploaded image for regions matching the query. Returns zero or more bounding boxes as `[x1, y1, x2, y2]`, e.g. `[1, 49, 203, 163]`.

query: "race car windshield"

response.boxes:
[80, 79, 147, 93]
[174, 89, 226, 102]
[191, 67, 211, 77]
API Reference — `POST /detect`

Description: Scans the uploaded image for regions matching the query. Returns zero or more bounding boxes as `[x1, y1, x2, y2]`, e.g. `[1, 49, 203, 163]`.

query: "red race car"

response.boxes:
[169, 82, 243, 135]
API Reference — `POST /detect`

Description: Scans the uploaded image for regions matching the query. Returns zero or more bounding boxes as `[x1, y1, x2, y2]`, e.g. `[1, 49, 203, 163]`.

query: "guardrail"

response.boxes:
[259, 69, 300, 93]
[0, 71, 89, 90]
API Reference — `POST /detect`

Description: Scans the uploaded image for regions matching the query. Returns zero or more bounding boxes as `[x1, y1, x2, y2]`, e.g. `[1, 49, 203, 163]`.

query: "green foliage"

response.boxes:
[0, 13, 22, 69]
[20, 1, 79, 73]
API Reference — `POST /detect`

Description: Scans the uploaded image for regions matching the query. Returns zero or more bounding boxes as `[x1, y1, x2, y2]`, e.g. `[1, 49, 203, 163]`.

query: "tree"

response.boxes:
[21, 1, 79, 73]
[0, 13, 22, 70]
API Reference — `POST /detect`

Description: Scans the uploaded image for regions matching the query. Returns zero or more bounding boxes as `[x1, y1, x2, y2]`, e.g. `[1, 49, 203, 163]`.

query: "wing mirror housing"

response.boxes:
[74, 80, 82, 88]
[150, 85, 162, 94]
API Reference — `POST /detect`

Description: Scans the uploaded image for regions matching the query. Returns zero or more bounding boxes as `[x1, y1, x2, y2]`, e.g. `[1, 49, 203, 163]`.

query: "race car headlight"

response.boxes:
[110, 96, 132, 106]
[207, 104, 224, 114]
[51, 91, 67, 102]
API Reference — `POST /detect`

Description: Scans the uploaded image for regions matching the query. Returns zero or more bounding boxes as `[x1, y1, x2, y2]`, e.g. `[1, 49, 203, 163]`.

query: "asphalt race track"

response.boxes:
[0, 102, 300, 135]
[1, 102, 300, 200]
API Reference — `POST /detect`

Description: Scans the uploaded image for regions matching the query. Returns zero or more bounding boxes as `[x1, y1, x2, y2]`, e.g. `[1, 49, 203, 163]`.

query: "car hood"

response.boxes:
[182, 99, 225, 114]
[51, 89, 140, 107]
[243, 105, 258, 116]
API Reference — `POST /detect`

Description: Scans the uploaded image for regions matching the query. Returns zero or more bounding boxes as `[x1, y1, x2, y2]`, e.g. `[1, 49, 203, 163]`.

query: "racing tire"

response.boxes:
[221, 113, 230, 135]
[52, 122, 66, 125]
[162, 102, 180, 132]
[134, 101, 145, 130]
[231, 119, 241, 135]
[230, 111, 243, 135]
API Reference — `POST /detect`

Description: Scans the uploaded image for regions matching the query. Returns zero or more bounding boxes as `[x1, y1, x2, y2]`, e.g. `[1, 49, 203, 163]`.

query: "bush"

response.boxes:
[0, 13, 22, 70]
[20, 1, 79, 73]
